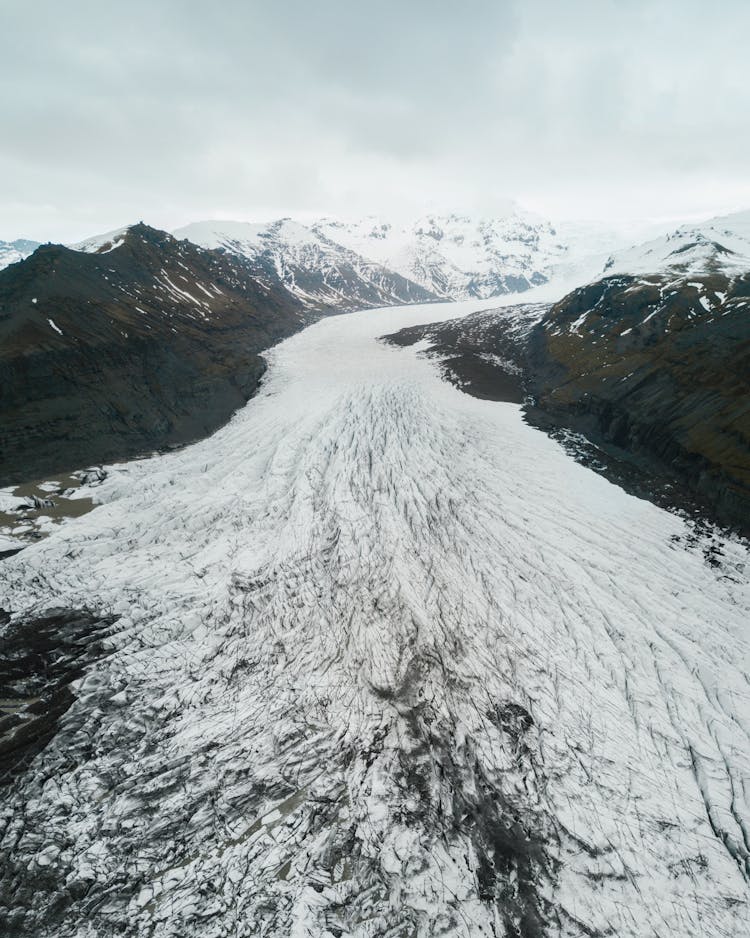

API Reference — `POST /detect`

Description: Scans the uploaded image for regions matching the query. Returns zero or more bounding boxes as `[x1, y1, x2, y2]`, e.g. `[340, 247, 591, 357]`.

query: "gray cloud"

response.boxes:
[1, 0, 749, 240]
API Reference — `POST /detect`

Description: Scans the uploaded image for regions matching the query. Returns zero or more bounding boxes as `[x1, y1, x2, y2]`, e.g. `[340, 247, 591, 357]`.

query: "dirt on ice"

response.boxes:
[0, 296, 748, 938]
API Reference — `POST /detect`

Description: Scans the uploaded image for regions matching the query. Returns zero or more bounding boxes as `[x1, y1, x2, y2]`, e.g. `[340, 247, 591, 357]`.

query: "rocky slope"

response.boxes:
[174, 219, 437, 312]
[528, 272, 750, 533]
[385, 270, 750, 534]
[0, 224, 304, 483]
[385, 303, 545, 404]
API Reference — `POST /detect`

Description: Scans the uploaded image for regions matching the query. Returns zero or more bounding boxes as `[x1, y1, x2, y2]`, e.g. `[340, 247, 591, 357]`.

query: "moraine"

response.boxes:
[1, 298, 749, 937]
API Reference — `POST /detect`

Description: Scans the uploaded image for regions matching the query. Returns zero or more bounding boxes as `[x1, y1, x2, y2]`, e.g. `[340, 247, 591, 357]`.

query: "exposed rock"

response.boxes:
[173, 218, 438, 312]
[384, 277, 750, 535]
[528, 273, 750, 535]
[383, 304, 544, 404]
[0, 225, 305, 484]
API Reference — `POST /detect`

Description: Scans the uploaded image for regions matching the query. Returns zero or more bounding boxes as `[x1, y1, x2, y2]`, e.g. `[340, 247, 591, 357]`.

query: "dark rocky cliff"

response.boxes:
[384, 274, 750, 535]
[528, 274, 750, 533]
[0, 225, 304, 483]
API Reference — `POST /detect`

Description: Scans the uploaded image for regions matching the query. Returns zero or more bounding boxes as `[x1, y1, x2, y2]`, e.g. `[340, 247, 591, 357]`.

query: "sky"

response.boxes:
[2, 0, 749, 242]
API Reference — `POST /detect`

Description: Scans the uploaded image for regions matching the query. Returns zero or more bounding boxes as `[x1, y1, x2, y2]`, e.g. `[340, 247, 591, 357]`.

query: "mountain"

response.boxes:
[313, 209, 567, 298]
[69, 226, 130, 254]
[384, 302, 545, 404]
[175, 210, 663, 307]
[0, 239, 40, 271]
[596, 209, 750, 277]
[384, 215, 750, 534]
[525, 210, 750, 532]
[0, 224, 304, 482]
[173, 218, 438, 312]
[527, 270, 750, 532]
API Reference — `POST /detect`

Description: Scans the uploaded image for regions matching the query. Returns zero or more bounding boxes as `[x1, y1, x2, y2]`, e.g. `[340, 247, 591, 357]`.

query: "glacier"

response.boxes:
[1, 298, 749, 937]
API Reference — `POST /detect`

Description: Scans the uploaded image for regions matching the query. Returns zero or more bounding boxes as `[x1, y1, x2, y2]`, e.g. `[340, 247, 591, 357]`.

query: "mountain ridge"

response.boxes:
[173, 218, 439, 312]
[0, 223, 304, 482]
[0, 238, 40, 271]
[381, 212, 750, 534]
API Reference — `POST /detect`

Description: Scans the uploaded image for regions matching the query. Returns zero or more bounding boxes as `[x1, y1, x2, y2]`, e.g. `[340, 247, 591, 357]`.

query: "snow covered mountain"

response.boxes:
[312, 211, 566, 298]
[383, 210, 750, 534]
[174, 209, 672, 306]
[528, 256, 750, 532]
[320, 208, 627, 300]
[0, 238, 39, 271]
[70, 226, 130, 254]
[73, 207, 750, 318]
[173, 219, 437, 312]
[0, 223, 304, 482]
[597, 209, 750, 278]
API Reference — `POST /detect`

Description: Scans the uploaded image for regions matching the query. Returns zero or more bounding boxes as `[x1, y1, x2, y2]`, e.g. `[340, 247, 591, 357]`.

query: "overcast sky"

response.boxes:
[2, 0, 749, 242]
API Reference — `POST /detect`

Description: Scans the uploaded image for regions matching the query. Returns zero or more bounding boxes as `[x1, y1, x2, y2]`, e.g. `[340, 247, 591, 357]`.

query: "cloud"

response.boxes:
[1, 0, 749, 240]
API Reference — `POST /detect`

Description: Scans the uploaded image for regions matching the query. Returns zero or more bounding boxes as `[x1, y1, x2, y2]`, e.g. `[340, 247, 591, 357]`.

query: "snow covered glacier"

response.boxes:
[1, 299, 749, 937]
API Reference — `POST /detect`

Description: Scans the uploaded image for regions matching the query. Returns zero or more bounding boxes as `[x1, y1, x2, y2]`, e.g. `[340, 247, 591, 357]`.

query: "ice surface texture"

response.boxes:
[1, 299, 748, 937]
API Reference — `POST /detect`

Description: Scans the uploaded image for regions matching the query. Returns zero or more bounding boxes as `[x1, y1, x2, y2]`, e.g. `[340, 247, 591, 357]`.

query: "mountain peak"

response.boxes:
[0, 237, 41, 271]
[173, 218, 437, 312]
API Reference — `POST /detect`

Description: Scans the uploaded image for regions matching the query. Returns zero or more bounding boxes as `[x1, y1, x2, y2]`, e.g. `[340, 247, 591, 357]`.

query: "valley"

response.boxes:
[0, 297, 748, 936]
[4, 4, 748, 935]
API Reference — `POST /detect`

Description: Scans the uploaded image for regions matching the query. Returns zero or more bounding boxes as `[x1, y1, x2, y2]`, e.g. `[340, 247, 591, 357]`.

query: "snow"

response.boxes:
[0, 238, 38, 271]
[595, 209, 750, 279]
[313, 211, 597, 299]
[174, 211, 660, 307]
[321, 213, 672, 298]
[2, 296, 749, 936]
[70, 226, 129, 254]
[174, 218, 436, 311]
[174, 219, 268, 252]
[47, 318, 63, 335]
[569, 310, 589, 334]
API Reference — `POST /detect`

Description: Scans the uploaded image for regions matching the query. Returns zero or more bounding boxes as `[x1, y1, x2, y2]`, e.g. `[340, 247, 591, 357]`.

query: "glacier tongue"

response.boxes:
[1, 299, 749, 937]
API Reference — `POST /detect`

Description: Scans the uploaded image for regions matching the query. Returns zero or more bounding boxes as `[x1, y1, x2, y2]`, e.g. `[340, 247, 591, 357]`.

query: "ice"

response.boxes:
[1, 298, 748, 936]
